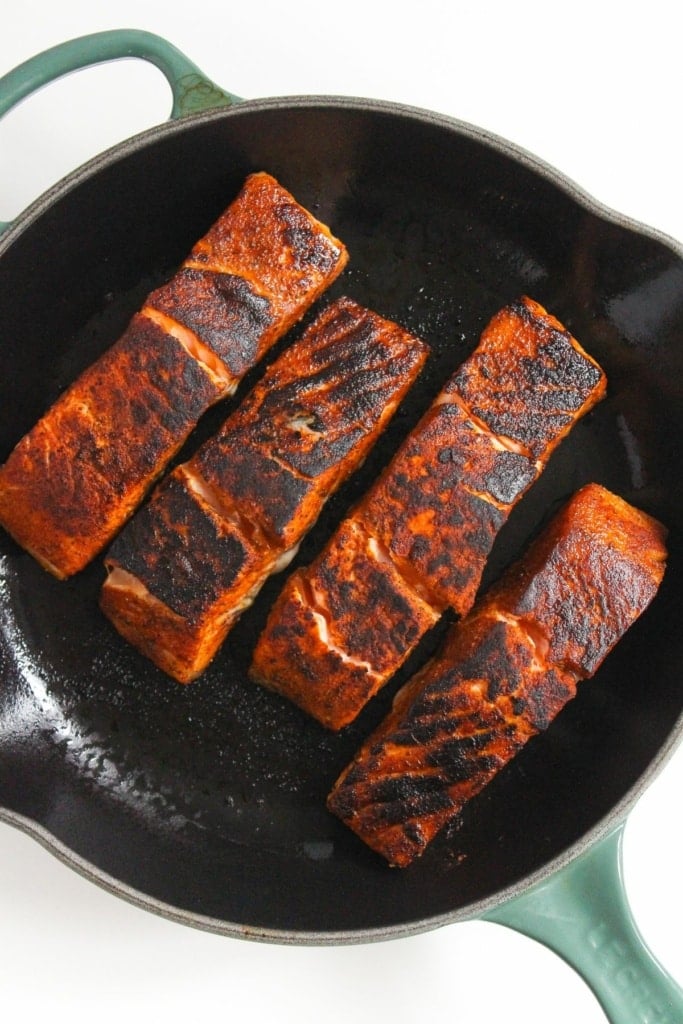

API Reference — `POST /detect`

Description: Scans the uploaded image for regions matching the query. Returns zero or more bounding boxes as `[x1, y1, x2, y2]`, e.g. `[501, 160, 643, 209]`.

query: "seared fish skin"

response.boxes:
[100, 298, 428, 683]
[0, 172, 348, 578]
[250, 297, 606, 729]
[327, 484, 667, 867]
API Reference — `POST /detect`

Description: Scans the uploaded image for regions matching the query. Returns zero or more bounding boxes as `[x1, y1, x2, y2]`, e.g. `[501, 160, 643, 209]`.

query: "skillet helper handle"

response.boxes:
[484, 823, 683, 1023]
[0, 28, 240, 233]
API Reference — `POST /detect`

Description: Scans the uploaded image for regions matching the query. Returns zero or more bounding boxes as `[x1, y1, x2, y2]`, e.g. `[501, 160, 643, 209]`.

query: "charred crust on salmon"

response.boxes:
[105, 468, 263, 625]
[327, 484, 667, 867]
[446, 296, 605, 459]
[146, 269, 275, 376]
[251, 297, 607, 729]
[101, 298, 428, 682]
[0, 172, 348, 578]
[193, 441, 314, 550]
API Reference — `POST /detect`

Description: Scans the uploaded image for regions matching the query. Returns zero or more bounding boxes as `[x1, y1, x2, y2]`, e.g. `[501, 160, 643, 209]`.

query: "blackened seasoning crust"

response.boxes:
[0, 314, 224, 579]
[250, 297, 607, 729]
[147, 269, 274, 377]
[327, 484, 667, 867]
[445, 297, 605, 458]
[250, 519, 439, 728]
[193, 441, 313, 549]
[0, 172, 348, 578]
[187, 173, 344, 300]
[101, 298, 428, 683]
[105, 468, 262, 624]
[246, 300, 425, 480]
[193, 297, 429, 548]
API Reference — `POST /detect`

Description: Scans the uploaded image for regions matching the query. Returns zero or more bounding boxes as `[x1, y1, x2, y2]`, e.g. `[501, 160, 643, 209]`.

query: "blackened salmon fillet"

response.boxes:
[250, 297, 606, 728]
[327, 483, 667, 866]
[100, 297, 428, 683]
[0, 172, 348, 578]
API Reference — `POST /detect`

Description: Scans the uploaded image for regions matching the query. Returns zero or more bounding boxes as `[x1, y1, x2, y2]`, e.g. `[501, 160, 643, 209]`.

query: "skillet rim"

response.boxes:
[1, 92, 682, 258]
[1, 91, 682, 943]
[1, 722, 682, 946]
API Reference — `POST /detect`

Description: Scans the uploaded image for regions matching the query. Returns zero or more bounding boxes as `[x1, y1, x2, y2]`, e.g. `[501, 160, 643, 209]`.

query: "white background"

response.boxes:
[0, 4, 681, 1023]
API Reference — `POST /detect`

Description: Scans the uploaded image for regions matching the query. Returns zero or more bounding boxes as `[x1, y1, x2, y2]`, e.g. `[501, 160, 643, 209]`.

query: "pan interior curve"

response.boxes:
[1, 101, 682, 936]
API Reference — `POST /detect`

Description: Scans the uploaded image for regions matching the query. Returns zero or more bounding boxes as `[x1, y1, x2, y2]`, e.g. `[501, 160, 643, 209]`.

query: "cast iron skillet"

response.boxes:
[1, 30, 682, 1022]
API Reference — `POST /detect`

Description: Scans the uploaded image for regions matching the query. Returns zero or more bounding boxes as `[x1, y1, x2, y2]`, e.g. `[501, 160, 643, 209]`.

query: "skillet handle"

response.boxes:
[0, 29, 240, 233]
[483, 822, 683, 1023]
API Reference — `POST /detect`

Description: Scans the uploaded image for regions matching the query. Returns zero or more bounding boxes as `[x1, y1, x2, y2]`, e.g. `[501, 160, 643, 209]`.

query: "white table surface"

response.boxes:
[1, 5, 681, 1023]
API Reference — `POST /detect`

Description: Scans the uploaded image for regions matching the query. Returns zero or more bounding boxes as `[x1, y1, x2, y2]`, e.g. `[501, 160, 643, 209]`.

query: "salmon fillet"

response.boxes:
[327, 483, 667, 866]
[250, 298, 606, 728]
[100, 297, 428, 682]
[0, 172, 348, 578]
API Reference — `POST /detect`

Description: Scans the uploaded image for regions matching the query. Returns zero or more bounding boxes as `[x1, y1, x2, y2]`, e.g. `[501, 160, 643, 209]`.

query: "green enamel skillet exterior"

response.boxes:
[0, 30, 681, 1023]
[0, 29, 238, 233]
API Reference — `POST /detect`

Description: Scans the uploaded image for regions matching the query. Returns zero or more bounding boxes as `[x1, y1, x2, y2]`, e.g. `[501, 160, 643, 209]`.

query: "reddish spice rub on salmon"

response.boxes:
[250, 297, 606, 729]
[0, 172, 348, 578]
[100, 297, 428, 683]
[327, 483, 668, 867]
